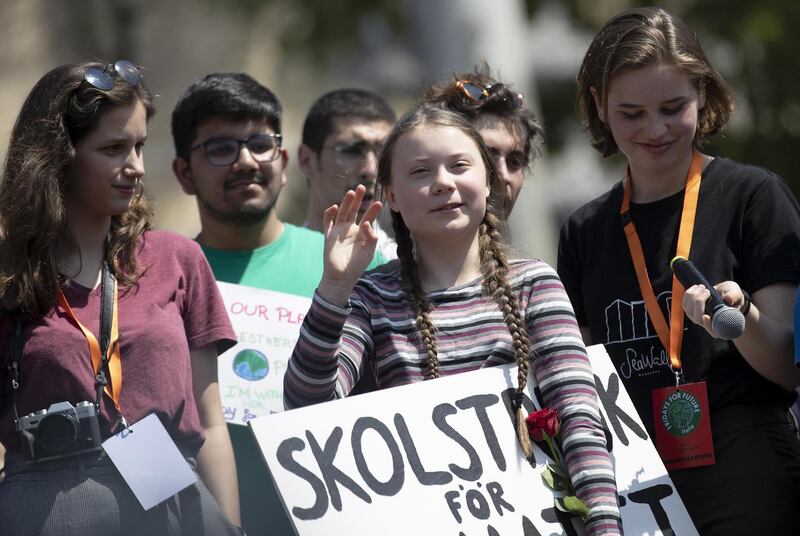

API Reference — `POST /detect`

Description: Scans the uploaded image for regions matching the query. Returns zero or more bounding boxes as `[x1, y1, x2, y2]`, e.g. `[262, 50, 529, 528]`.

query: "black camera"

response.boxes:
[17, 401, 103, 462]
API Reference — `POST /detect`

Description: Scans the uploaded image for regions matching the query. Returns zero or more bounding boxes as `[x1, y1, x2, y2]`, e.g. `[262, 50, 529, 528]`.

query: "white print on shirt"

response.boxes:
[620, 345, 670, 379]
[605, 292, 672, 344]
[604, 292, 680, 379]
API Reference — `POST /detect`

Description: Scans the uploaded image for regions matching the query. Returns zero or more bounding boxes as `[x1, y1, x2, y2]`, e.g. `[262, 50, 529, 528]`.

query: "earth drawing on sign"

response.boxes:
[232, 348, 269, 381]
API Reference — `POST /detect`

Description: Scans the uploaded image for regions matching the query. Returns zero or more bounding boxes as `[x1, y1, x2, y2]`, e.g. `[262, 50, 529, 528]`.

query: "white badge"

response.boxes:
[102, 413, 198, 510]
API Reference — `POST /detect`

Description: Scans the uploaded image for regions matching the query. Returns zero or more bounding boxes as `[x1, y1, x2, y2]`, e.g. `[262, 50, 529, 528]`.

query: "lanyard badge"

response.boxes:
[57, 262, 127, 428]
[620, 150, 715, 470]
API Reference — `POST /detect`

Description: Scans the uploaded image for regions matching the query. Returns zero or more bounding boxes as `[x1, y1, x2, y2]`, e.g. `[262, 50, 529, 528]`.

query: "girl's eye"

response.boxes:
[103, 144, 123, 154]
[621, 111, 642, 120]
[452, 160, 470, 169]
[410, 167, 427, 175]
[662, 104, 686, 115]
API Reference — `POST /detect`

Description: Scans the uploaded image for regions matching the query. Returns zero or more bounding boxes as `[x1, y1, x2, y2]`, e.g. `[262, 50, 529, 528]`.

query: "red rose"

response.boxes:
[526, 408, 560, 441]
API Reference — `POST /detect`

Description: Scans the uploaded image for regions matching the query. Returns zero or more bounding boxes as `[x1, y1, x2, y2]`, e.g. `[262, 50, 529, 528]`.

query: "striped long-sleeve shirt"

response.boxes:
[284, 259, 622, 535]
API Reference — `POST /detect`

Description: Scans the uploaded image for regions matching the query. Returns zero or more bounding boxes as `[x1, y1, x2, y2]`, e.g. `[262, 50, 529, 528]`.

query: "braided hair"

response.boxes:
[378, 104, 534, 458]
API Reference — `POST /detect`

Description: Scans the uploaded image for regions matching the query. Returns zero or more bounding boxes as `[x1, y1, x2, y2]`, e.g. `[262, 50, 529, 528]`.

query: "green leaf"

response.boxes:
[541, 464, 569, 491]
[548, 461, 569, 479]
[555, 496, 590, 520]
[541, 466, 555, 489]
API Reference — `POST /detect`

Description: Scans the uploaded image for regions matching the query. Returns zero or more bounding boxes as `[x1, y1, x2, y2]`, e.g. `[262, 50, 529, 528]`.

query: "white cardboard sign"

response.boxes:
[250, 344, 697, 536]
[216, 282, 312, 425]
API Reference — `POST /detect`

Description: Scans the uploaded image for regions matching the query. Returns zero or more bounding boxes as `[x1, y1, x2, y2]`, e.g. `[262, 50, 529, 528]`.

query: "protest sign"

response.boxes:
[216, 282, 312, 425]
[250, 344, 697, 535]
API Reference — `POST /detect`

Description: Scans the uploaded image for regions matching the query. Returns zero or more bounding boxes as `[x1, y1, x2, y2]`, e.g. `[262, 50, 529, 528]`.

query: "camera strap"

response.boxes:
[8, 319, 24, 423]
[97, 261, 115, 408]
[57, 261, 126, 427]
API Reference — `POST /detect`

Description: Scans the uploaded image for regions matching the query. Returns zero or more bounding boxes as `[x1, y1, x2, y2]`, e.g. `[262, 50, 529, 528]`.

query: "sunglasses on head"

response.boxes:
[84, 60, 142, 91]
[453, 79, 525, 109]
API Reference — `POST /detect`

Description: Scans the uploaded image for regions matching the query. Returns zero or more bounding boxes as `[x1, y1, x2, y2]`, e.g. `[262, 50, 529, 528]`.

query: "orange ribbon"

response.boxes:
[57, 282, 123, 413]
[619, 150, 703, 374]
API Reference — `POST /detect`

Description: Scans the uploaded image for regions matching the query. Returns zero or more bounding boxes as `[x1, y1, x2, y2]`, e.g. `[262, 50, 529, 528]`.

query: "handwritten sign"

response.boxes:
[216, 282, 312, 425]
[249, 345, 697, 535]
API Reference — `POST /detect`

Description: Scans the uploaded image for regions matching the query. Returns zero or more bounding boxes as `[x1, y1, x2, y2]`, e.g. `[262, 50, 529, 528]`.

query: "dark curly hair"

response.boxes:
[422, 66, 544, 171]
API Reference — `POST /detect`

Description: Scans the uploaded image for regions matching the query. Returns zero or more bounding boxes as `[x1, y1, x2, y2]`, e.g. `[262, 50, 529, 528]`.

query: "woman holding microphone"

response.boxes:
[558, 7, 800, 534]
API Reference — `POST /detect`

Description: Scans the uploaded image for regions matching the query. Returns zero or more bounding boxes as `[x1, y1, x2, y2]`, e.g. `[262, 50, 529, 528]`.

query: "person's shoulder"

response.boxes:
[706, 156, 782, 190]
[138, 230, 203, 262]
[358, 259, 403, 293]
[284, 223, 324, 244]
[508, 258, 559, 281]
[563, 182, 623, 229]
[362, 258, 401, 279]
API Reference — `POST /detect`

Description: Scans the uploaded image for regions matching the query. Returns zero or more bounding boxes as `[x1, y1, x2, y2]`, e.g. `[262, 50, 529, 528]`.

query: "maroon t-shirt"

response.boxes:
[0, 231, 236, 456]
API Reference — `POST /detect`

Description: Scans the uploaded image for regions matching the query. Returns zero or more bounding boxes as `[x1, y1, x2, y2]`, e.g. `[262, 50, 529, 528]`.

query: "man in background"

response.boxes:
[171, 73, 385, 536]
[298, 88, 397, 258]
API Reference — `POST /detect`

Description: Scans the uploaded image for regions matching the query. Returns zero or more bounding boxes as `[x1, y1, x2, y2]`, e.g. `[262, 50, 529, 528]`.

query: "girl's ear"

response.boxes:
[590, 86, 605, 123]
[385, 184, 399, 212]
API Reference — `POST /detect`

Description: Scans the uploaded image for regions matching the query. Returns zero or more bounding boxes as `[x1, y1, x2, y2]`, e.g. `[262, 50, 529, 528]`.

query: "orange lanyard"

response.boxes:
[57, 273, 123, 416]
[619, 150, 702, 379]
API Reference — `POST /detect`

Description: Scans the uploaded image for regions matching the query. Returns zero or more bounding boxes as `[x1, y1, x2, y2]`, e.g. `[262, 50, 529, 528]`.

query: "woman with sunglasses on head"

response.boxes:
[558, 7, 800, 534]
[0, 61, 242, 535]
[284, 104, 622, 535]
[422, 67, 544, 218]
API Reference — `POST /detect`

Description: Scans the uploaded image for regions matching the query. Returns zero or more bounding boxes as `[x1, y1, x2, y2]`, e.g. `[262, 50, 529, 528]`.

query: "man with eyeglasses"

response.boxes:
[170, 73, 385, 536]
[298, 88, 398, 258]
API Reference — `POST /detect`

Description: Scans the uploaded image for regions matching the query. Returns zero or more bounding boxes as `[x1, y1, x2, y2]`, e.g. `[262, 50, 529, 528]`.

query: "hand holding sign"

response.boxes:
[319, 185, 383, 306]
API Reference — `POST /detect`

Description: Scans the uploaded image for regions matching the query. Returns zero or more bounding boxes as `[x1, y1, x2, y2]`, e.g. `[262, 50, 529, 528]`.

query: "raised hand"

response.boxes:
[317, 185, 383, 306]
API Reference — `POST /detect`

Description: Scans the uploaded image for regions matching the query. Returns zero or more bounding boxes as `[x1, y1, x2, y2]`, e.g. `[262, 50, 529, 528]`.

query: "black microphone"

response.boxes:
[670, 256, 745, 340]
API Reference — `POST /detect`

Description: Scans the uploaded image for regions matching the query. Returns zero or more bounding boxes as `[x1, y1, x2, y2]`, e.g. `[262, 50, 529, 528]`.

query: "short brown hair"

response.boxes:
[577, 7, 734, 157]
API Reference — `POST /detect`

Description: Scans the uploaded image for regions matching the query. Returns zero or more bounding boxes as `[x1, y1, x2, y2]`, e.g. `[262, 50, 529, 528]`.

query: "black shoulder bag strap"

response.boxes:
[95, 261, 115, 409]
[8, 319, 24, 423]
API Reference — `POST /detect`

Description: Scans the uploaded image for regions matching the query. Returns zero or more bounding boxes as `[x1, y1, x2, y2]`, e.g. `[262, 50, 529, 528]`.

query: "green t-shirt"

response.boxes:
[201, 223, 386, 298]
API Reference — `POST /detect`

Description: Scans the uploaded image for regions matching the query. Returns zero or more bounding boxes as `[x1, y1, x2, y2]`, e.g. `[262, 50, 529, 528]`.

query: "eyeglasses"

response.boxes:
[453, 79, 525, 109]
[190, 133, 283, 167]
[323, 140, 383, 168]
[84, 60, 142, 91]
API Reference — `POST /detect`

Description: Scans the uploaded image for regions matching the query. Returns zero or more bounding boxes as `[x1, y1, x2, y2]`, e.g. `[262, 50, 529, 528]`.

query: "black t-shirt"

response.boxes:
[558, 157, 800, 435]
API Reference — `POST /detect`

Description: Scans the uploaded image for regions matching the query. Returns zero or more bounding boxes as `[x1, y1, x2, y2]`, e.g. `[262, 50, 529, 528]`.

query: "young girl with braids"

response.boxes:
[284, 104, 622, 535]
